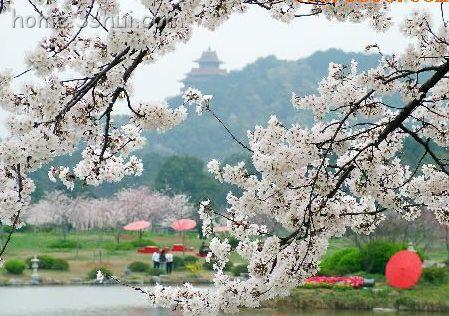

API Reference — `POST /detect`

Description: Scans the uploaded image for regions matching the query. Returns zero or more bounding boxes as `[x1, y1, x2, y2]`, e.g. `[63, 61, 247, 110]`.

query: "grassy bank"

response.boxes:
[267, 283, 449, 313]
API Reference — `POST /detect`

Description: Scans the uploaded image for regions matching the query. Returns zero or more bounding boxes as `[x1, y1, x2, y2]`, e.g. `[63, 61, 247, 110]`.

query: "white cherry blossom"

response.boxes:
[0, 1, 448, 314]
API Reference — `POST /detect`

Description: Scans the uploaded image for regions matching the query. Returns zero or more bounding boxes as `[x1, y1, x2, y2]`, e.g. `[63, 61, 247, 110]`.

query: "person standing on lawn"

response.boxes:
[159, 249, 167, 271]
[166, 251, 174, 274]
[152, 250, 160, 269]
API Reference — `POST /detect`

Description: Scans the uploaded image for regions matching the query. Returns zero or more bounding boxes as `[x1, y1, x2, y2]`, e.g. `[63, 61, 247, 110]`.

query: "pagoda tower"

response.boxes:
[182, 48, 227, 88]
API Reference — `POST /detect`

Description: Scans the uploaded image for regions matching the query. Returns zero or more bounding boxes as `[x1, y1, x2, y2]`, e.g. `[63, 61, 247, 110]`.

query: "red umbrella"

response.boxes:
[171, 219, 196, 231]
[171, 219, 196, 256]
[385, 250, 422, 289]
[123, 220, 150, 231]
[123, 220, 150, 240]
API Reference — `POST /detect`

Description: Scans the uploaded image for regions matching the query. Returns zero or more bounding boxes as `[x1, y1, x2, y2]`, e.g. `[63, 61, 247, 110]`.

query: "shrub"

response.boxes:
[87, 266, 112, 280]
[26, 255, 55, 270]
[336, 249, 364, 274]
[2, 225, 32, 233]
[173, 256, 185, 269]
[103, 242, 134, 251]
[227, 236, 239, 250]
[130, 239, 157, 247]
[48, 239, 79, 249]
[320, 241, 426, 276]
[224, 261, 233, 272]
[103, 239, 157, 251]
[319, 248, 363, 276]
[25, 255, 69, 271]
[148, 268, 164, 276]
[5, 259, 26, 275]
[51, 258, 69, 271]
[232, 264, 248, 276]
[183, 255, 199, 265]
[415, 249, 426, 261]
[128, 261, 150, 273]
[185, 262, 203, 274]
[203, 261, 213, 271]
[360, 240, 406, 274]
[421, 267, 448, 285]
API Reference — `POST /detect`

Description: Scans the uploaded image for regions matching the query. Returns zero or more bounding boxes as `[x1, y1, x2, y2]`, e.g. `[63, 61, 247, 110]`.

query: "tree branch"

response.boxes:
[400, 124, 449, 176]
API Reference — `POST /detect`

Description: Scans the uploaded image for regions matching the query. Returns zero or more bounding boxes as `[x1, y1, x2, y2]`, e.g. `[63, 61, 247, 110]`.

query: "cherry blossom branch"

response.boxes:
[0, 165, 23, 257]
[27, 0, 47, 20]
[0, 211, 19, 257]
[51, 47, 132, 132]
[107, 275, 148, 295]
[3, 3, 448, 313]
[13, 68, 32, 79]
[376, 61, 449, 145]
[400, 124, 449, 176]
[280, 61, 449, 249]
[206, 107, 254, 153]
[442, 3, 448, 27]
[53, 0, 95, 55]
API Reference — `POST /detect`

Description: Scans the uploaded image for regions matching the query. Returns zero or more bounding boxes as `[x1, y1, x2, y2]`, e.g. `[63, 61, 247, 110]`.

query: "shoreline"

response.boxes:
[0, 277, 214, 287]
[265, 286, 449, 314]
[2, 282, 449, 314]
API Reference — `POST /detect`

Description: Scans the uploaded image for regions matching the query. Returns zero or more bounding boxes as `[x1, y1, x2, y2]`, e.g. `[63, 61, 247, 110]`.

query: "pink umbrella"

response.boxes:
[214, 226, 230, 233]
[123, 220, 150, 240]
[171, 219, 196, 256]
[171, 219, 196, 231]
[123, 220, 150, 231]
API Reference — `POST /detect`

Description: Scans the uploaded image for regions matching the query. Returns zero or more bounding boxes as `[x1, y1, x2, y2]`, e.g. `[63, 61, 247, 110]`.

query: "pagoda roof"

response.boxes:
[187, 67, 227, 76]
[194, 48, 223, 64]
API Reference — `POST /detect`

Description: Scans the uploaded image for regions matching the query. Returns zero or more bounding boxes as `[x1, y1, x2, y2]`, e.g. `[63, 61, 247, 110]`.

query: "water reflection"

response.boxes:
[0, 286, 444, 316]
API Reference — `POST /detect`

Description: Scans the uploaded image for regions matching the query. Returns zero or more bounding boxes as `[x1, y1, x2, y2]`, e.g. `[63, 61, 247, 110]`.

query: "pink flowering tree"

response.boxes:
[0, 0, 448, 314]
[114, 187, 193, 229]
[105, 187, 193, 243]
[25, 191, 77, 240]
[70, 197, 118, 231]
[25, 187, 193, 242]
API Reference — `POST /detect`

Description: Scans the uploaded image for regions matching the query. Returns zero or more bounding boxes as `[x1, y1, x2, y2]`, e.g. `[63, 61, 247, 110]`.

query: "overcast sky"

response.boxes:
[0, 2, 443, 135]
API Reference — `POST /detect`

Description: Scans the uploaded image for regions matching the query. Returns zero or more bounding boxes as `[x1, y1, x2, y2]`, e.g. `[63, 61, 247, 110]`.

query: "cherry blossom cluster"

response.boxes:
[0, 0, 447, 314]
[0, 0, 392, 229]
[145, 9, 447, 315]
[183, 87, 213, 115]
[198, 200, 214, 237]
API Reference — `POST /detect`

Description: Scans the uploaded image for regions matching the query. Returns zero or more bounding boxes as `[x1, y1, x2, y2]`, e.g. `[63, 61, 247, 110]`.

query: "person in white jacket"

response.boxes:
[166, 251, 174, 274]
[152, 251, 160, 269]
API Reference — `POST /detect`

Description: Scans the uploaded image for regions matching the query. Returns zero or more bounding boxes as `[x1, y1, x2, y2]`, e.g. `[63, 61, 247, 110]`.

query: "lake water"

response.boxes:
[0, 286, 443, 316]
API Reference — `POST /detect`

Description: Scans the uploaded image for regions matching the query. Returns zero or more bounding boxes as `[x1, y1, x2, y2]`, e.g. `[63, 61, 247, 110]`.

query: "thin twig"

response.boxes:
[0, 164, 24, 257]
[206, 108, 253, 153]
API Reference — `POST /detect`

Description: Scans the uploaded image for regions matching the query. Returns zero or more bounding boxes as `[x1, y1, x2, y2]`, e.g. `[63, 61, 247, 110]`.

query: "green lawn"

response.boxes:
[3, 230, 204, 253]
[0, 230, 212, 283]
[1, 230, 448, 284]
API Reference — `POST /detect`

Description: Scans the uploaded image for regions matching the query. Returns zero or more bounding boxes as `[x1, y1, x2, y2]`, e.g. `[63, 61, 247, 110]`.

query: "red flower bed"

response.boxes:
[305, 276, 364, 288]
[137, 246, 159, 254]
[172, 244, 186, 252]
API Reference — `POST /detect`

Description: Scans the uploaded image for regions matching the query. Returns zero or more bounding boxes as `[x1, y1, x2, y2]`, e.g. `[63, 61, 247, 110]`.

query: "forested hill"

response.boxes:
[148, 49, 380, 160]
[30, 49, 385, 200]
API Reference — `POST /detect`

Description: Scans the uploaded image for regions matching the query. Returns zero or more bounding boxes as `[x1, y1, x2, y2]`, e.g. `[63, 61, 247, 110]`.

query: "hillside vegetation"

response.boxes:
[27, 49, 445, 201]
